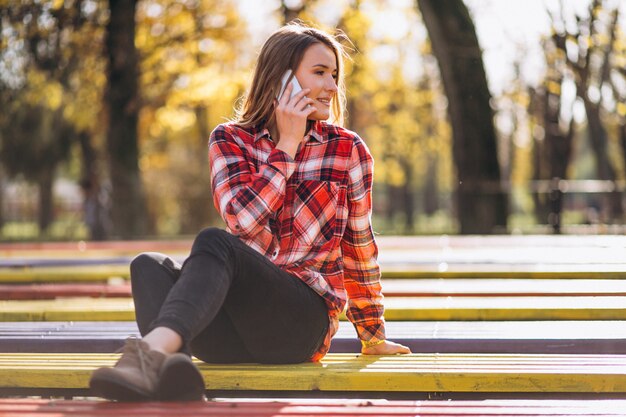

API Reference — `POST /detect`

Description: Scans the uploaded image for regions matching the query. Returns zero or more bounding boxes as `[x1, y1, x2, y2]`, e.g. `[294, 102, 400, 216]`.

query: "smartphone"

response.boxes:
[277, 69, 303, 101]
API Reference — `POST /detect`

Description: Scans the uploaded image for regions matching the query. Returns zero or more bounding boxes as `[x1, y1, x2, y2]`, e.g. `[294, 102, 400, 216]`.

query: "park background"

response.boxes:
[0, 0, 625, 241]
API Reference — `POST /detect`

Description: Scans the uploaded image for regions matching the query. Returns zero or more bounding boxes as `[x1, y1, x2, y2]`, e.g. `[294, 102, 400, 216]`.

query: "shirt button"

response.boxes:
[271, 250, 279, 260]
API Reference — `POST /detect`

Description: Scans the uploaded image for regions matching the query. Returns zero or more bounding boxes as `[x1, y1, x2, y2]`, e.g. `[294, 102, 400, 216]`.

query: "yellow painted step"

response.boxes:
[381, 278, 626, 296]
[0, 266, 130, 283]
[0, 298, 135, 321]
[2, 296, 626, 321]
[382, 296, 626, 320]
[382, 269, 626, 279]
[1, 353, 626, 393]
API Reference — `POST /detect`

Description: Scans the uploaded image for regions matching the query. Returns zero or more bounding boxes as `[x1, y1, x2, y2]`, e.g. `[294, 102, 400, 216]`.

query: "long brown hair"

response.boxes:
[235, 21, 349, 129]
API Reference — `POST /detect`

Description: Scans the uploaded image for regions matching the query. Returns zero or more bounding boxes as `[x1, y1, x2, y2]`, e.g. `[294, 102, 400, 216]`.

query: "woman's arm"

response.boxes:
[210, 85, 315, 238]
[209, 125, 295, 239]
[341, 135, 410, 355]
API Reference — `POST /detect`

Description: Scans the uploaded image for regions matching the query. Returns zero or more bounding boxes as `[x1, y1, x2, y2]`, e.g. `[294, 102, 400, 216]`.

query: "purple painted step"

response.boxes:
[1, 321, 625, 354]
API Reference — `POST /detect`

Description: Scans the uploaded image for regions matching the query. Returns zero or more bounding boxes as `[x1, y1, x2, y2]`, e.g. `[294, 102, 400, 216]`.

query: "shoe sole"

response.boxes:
[90, 373, 153, 402]
[156, 355, 205, 401]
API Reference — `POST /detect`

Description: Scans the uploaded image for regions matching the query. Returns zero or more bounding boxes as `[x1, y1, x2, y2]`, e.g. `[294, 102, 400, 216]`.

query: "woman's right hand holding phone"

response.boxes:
[274, 83, 316, 159]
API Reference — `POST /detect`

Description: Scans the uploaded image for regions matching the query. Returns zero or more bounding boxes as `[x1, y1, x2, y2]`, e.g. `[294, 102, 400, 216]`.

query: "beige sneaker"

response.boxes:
[90, 337, 165, 401]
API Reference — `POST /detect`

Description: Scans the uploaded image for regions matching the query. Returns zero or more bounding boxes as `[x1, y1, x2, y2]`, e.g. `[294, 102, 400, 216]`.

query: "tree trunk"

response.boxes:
[0, 169, 5, 230]
[417, 0, 507, 234]
[281, 1, 305, 24]
[544, 80, 574, 233]
[79, 131, 109, 240]
[583, 97, 622, 221]
[423, 156, 439, 215]
[400, 160, 415, 233]
[386, 184, 399, 225]
[620, 123, 626, 178]
[531, 131, 549, 224]
[105, 0, 147, 238]
[618, 121, 626, 222]
[585, 100, 613, 181]
[528, 86, 573, 233]
[37, 170, 54, 234]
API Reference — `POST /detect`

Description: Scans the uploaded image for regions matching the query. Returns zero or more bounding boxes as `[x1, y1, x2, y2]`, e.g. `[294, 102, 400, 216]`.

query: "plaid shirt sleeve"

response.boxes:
[209, 125, 296, 238]
[341, 135, 386, 345]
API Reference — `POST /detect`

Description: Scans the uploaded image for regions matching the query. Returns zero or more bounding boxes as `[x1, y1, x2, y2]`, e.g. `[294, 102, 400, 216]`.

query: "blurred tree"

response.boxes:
[417, 0, 508, 234]
[495, 59, 529, 191]
[0, 68, 8, 230]
[380, 73, 443, 232]
[493, 54, 543, 229]
[0, 0, 107, 236]
[527, 34, 576, 233]
[0, 96, 74, 232]
[337, 0, 451, 233]
[105, 0, 148, 238]
[135, 0, 247, 235]
[0, 169, 4, 229]
[281, 0, 306, 24]
[337, 0, 409, 228]
[335, 0, 364, 131]
[610, 24, 626, 175]
[549, 0, 623, 222]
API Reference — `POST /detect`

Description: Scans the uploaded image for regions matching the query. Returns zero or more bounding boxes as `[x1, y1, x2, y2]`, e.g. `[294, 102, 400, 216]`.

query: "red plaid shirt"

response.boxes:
[209, 121, 385, 361]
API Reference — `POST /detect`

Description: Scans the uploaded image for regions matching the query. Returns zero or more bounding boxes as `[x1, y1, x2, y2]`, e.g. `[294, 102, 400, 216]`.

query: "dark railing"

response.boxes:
[1, 179, 625, 239]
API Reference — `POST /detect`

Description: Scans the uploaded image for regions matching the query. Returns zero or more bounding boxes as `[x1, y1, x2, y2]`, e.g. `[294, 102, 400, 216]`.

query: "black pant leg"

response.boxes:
[150, 227, 328, 364]
[130, 250, 254, 360]
[130, 252, 181, 336]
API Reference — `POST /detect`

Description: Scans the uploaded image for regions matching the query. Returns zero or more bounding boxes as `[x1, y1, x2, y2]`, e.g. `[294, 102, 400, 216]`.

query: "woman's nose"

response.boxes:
[326, 77, 338, 92]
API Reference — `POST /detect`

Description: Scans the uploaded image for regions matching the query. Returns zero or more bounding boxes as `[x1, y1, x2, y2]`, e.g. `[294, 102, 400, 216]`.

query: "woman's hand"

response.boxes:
[361, 340, 411, 355]
[274, 83, 317, 158]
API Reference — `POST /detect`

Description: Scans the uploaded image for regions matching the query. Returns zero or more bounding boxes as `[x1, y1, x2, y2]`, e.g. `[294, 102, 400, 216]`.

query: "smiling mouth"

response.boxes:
[316, 98, 331, 106]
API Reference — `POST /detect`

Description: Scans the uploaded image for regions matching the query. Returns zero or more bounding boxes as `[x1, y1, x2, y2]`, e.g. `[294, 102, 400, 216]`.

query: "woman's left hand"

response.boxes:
[361, 340, 411, 355]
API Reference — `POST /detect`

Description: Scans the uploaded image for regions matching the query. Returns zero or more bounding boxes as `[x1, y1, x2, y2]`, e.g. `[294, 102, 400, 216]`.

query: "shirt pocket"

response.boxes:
[292, 180, 340, 247]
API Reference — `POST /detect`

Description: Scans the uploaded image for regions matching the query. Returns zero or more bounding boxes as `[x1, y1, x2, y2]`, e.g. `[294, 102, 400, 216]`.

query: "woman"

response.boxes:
[89, 21, 410, 402]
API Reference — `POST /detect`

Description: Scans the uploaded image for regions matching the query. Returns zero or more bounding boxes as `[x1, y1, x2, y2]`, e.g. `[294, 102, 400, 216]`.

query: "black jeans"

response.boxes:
[130, 227, 328, 364]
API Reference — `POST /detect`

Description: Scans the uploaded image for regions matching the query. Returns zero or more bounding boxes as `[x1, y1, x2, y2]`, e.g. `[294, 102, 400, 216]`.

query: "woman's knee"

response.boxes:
[195, 227, 231, 242]
[191, 227, 233, 253]
[130, 252, 180, 284]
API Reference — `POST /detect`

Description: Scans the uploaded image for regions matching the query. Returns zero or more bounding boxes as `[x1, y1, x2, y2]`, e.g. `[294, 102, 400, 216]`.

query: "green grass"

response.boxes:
[2, 209, 623, 242]
[1, 220, 88, 242]
[372, 211, 457, 235]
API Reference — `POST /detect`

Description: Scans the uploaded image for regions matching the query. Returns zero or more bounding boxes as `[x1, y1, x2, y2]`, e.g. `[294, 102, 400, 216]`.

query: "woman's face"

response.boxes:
[293, 43, 338, 121]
